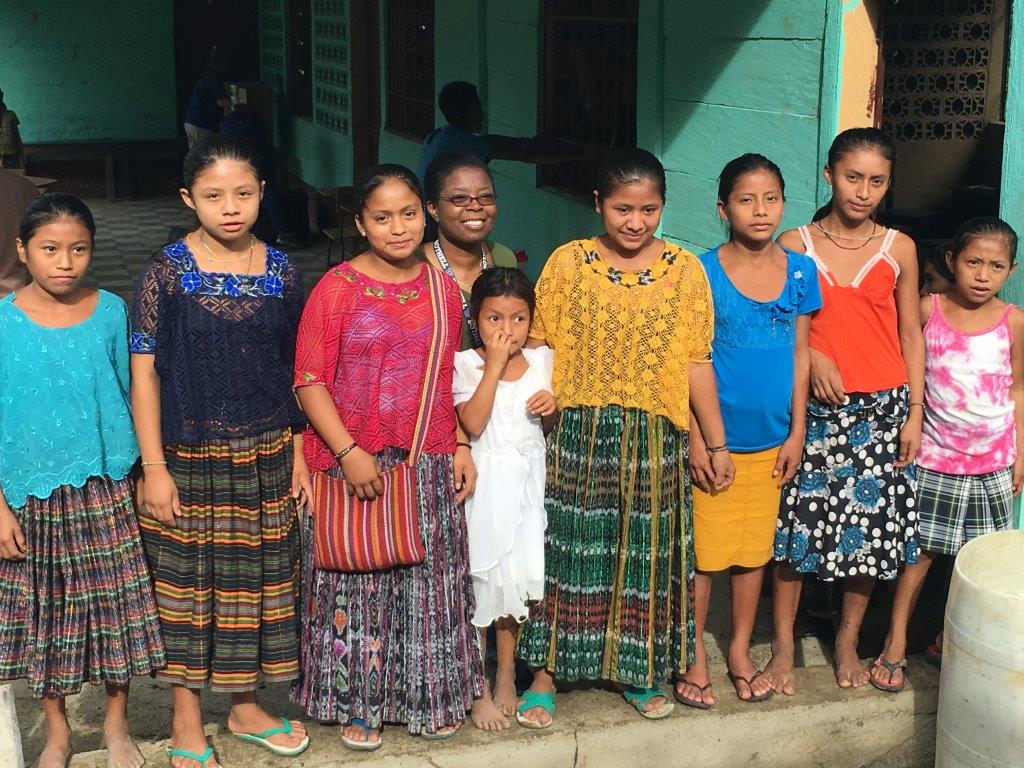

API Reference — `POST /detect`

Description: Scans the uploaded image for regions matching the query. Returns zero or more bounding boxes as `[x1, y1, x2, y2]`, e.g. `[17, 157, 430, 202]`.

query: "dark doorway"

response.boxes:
[351, 0, 381, 176]
[173, 0, 262, 130]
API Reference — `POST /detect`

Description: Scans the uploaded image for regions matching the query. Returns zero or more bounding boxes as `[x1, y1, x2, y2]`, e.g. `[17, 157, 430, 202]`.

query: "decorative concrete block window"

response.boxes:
[385, 0, 435, 139]
[538, 0, 638, 199]
[288, 0, 314, 118]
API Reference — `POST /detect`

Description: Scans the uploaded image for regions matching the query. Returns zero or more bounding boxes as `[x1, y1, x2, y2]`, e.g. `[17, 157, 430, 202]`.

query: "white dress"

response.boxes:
[453, 346, 552, 627]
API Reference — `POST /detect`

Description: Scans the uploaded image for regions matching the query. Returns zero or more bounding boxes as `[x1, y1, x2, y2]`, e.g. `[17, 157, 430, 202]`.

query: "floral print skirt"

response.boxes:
[774, 386, 919, 581]
[291, 449, 482, 733]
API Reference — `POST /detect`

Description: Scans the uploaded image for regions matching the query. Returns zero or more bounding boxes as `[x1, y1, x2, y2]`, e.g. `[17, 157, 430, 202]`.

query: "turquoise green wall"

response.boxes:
[407, 0, 836, 279]
[260, 0, 354, 188]
[1000, 0, 1024, 306]
[0, 0, 176, 142]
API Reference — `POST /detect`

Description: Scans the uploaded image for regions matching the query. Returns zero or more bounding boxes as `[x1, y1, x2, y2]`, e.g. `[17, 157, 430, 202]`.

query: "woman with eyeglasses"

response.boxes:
[421, 151, 521, 350]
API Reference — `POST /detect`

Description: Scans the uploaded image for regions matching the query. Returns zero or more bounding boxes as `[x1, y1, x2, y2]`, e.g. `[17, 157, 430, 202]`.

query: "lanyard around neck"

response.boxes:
[432, 238, 489, 347]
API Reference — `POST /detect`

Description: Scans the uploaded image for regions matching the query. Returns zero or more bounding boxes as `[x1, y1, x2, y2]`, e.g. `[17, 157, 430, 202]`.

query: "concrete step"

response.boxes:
[22, 659, 937, 768]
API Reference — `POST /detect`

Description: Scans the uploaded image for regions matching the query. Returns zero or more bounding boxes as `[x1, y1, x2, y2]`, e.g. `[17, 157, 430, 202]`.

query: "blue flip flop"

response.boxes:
[516, 689, 555, 729]
[341, 718, 382, 751]
[231, 716, 310, 756]
[166, 746, 217, 767]
[623, 686, 675, 720]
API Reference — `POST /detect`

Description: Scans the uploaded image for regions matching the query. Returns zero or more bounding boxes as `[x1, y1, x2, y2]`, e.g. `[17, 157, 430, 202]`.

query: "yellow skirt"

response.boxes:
[692, 447, 782, 572]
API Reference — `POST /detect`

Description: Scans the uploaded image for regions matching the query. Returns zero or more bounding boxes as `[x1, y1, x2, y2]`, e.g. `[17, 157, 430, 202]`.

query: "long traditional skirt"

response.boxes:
[518, 406, 693, 688]
[774, 386, 919, 581]
[0, 476, 165, 698]
[292, 449, 482, 734]
[139, 428, 301, 692]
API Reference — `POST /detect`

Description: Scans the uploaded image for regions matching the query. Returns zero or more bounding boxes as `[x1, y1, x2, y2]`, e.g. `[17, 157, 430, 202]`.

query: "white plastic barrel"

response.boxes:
[0, 684, 23, 768]
[936, 529, 1024, 767]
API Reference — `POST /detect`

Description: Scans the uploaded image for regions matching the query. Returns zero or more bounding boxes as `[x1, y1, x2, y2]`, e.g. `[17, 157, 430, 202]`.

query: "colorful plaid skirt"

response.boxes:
[518, 405, 694, 687]
[0, 475, 165, 698]
[139, 429, 301, 692]
[292, 449, 483, 733]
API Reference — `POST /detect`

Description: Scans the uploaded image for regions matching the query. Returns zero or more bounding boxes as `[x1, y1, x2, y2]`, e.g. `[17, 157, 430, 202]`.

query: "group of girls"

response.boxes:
[0, 125, 1019, 768]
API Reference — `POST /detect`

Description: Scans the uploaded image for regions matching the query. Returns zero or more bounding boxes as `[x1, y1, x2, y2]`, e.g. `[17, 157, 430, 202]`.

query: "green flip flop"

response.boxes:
[623, 686, 674, 720]
[516, 689, 555, 729]
[166, 746, 217, 767]
[231, 716, 310, 756]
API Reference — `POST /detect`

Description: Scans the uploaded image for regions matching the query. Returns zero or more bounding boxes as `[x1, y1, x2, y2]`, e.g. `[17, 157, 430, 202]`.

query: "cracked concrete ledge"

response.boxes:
[41, 658, 938, 768]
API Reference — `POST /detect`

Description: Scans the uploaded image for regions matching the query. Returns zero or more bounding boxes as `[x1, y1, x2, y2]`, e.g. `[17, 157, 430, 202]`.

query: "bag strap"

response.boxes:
[407, 266, 449, 465]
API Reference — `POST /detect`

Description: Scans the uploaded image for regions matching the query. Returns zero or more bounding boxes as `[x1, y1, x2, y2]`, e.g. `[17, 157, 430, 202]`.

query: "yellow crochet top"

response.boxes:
[531, 238, 713, 430]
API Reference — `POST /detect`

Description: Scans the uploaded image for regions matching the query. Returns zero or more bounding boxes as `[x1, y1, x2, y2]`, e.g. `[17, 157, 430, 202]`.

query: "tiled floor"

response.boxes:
[84, 196, 337, 303]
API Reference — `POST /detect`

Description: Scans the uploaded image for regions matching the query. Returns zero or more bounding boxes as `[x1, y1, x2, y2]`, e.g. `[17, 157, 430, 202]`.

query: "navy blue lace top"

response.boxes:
[130, 240, 306, 444]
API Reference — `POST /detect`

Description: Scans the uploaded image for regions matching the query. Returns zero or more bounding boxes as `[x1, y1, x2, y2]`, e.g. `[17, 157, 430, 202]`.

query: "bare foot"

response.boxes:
[104, 723, 145, 768]
[764, 643, 797, 695]
[471, 690, 509, 732]
[834, 643, 870, 689]
[227, 704, 307, 751]
[492, 671, 518, 717]
[36, 731, 73, 768]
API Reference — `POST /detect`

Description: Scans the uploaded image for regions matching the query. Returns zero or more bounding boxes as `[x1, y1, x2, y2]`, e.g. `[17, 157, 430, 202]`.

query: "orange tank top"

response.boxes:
[800, 226, 908, 394]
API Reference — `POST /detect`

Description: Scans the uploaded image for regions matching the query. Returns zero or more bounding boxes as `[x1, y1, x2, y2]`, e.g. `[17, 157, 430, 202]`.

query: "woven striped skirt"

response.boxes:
[0, 475, 165, 698]
[139, 428, 301, 692]
[518, 405, 694, 688]
[292, 449, 483, 733]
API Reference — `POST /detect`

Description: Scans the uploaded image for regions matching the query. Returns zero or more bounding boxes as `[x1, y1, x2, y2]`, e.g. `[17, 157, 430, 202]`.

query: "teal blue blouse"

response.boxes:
[0, 290, 139, 507]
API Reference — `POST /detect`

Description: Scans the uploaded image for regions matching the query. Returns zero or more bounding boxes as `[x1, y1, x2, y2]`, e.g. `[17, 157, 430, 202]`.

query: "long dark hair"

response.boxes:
[813, 127, 896, 221]
[950, 216, 1018, 265]
[19, 193, 96, 244]
[595, 148, 666, 202]
[354, 163, 423, 214]
[182, 135, 261, 190]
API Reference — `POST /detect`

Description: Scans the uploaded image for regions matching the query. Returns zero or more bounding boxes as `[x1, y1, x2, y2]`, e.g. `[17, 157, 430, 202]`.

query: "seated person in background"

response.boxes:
[220, 104, 306, 249]
[184, 47, 231, 150]
[0, 90, 24, 170]
[0, 169, 37, 296]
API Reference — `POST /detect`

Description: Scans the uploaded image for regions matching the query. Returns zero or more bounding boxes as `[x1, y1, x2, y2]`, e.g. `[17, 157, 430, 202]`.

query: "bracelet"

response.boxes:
[333, 442, 357, 463]
[705, 444, 729, 454]
[456, 441, 472, 449]
[908, 401, 925, 409]
[140, 460, 167, 467]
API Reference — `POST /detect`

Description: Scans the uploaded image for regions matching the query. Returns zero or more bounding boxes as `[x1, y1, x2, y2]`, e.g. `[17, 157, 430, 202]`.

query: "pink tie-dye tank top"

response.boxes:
[918, 293, 1017, 475]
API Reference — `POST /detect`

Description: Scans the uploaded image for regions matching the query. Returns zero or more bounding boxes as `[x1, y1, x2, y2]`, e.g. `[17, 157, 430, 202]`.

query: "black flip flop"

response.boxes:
[673, 676, 714, 709]
[727, 669, 773, 703]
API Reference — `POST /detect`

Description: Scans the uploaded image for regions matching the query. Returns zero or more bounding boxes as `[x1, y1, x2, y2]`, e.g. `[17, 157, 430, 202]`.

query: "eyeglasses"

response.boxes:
[440, 192, 498, 207]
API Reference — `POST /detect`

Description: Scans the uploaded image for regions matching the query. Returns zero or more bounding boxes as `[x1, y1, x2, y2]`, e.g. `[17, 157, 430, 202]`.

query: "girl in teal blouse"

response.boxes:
[0, 195, 165, 768]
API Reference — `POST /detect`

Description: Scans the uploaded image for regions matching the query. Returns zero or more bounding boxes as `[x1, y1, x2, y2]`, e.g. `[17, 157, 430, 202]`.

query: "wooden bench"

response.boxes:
[24, 138, 182, 201]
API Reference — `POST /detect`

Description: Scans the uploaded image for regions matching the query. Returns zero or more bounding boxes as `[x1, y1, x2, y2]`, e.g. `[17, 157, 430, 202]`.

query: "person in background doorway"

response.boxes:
[183, 48, 231, 150]
[415, 81, 589, 186]
[0, 91, 24, 170]
[220, 104, 305, 249]
[0, 170, 37, 297]
[918, 242, 955, 297]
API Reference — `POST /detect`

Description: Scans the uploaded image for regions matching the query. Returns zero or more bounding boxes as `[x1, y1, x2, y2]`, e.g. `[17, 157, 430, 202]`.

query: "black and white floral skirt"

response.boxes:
[774, 386, 919, 581]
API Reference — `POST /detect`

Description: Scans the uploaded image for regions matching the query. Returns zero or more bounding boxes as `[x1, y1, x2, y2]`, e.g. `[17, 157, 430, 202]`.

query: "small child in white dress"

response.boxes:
[452, 268, 555, 732]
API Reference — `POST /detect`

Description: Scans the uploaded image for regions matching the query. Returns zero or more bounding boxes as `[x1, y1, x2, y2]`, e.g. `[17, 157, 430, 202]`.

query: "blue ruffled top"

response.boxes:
[698, 247, 823, 452]
[0, 290, 139, 507]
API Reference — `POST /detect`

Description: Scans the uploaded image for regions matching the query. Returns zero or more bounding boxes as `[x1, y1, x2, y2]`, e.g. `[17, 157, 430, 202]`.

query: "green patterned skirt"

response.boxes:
[518, 405, 694, 687]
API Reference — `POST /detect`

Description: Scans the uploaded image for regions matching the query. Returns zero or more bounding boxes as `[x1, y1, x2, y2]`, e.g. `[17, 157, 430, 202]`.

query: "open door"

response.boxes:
[350, 0, 381, 178]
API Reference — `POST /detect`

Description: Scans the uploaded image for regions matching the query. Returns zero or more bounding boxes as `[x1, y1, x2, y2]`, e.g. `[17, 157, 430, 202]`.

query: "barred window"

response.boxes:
[538, 0, 638, 199]
[385, 0, 435, 139]
[288, 0, 313, 117]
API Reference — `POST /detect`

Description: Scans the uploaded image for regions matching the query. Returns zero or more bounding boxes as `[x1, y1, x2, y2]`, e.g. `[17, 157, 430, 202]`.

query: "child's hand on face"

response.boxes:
[527, 389, 557, 417]
[484, 330, 514, 371]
